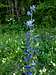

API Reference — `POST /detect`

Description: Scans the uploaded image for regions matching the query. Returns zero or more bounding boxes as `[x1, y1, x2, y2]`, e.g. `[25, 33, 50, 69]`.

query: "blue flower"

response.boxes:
[28, 54, 32, 59]
[25, 65, 31, 69]
[23, 5, 36, 75]
[27, 72, 32, 75]
[24, 54, 32, 62]
[24, 57, 29, 62]
[24, 50, 29, 54]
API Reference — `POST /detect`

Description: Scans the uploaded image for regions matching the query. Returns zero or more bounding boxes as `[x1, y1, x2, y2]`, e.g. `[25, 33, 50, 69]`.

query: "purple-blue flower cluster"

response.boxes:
[23, 5, 36, 75]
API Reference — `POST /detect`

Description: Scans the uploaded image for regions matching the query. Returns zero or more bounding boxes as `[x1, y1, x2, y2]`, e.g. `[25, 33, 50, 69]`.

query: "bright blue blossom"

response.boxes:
[27, 72, 32, 75]
[25, 65, 31, 69]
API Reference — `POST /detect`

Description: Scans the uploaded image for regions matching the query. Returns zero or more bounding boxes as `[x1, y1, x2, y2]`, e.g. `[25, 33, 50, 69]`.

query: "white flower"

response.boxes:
[42, 67, 46, 72]
[51, 60, 56, 67]
[13, 73, 16, 75]
[13, 19, 15, 22]
[26, 20, 33, 26]
[8, 19, 10, 21]
[35, 42, 39, 47]
[32, 19, 35, 22]
[2, 58, 6, 63]
[10, 18, 13, 20]
[39, 69, 42, 75]
[26, 19, 35, 27]
[30, 5, 35, 12]
[27, 11, 32, 16]
[39, 67, 46, 75]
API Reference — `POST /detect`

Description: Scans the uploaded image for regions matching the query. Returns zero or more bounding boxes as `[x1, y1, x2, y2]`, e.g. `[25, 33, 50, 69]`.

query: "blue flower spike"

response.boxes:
[23, 5, 36, 75]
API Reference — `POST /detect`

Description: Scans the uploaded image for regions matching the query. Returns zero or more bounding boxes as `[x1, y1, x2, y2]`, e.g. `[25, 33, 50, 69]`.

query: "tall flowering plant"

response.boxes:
[22, 5, 36, 75]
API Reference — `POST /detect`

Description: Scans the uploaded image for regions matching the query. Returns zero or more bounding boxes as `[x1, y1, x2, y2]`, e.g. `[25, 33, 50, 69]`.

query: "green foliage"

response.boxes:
[0, 31, 25, 75]
[0, 27, 56, 75]
[0, 3, 9, 8]
[34, 1, 56, 28]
